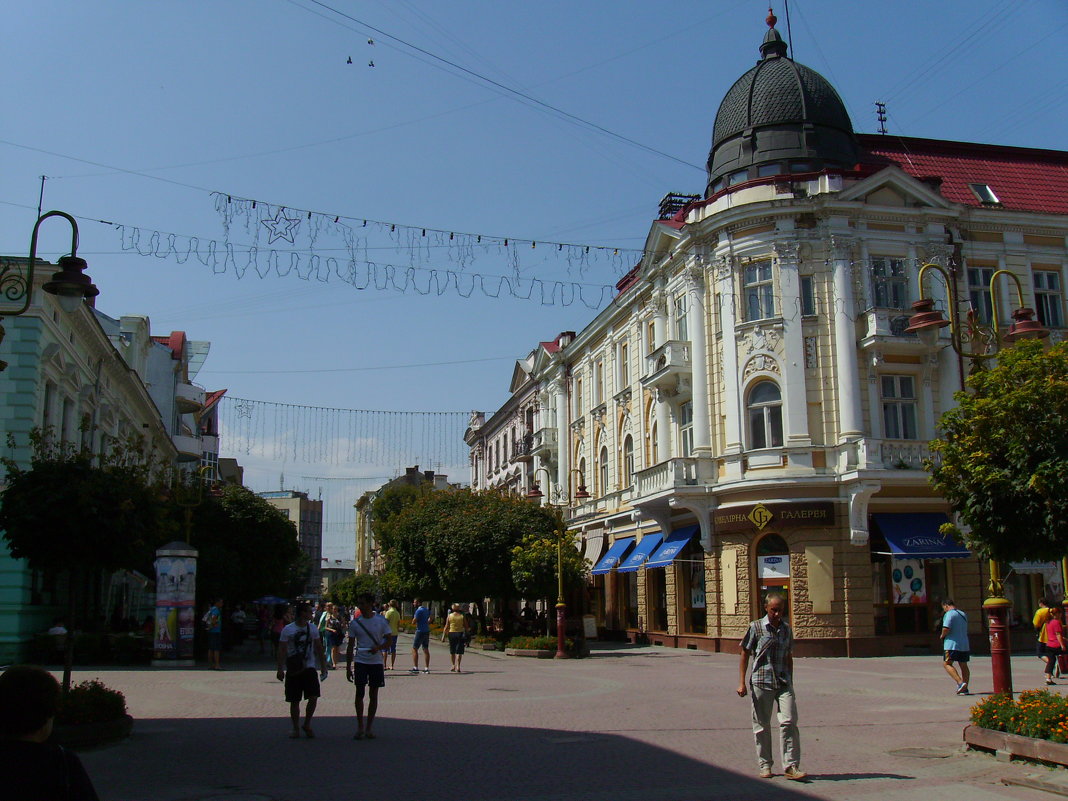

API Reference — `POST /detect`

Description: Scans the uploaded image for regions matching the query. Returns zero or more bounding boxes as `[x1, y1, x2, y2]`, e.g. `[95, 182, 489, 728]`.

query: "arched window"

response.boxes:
[622, 435, 634, 488]
[651, 421, 659, 464]
[747, 381, 783, 449]
[578, 457, 587, 493]
[599, 446, 609, 496]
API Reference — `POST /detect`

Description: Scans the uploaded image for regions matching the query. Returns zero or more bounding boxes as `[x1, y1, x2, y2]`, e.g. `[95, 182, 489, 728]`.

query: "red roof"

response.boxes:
[202, 389, 227, 413]
[151, 330, 187, 360]
[857, 134, 1068, 216]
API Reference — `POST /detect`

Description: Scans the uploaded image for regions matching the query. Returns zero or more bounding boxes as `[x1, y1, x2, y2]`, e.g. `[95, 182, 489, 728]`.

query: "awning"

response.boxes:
[617, 533, 664, 573]
[646, 525, 700, 569]
[591, 537, 634, 575]
[582, 530, 605, 566]
[871, 513, 970, 559]
[1009, 561, 1060, 575]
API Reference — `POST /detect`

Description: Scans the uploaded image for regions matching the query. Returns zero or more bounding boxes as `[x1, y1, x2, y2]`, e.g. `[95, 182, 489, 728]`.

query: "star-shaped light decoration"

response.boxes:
[261, 207, 301, 244]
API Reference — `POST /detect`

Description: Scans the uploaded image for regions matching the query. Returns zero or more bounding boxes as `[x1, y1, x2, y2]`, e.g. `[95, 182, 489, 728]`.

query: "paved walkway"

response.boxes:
[71, 634, 1068, 800]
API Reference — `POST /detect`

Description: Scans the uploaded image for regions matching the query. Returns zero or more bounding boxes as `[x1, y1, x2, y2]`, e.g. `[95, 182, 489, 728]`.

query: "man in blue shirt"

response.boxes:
[409, 598, 432, 674]
[940, 598, 971, 695]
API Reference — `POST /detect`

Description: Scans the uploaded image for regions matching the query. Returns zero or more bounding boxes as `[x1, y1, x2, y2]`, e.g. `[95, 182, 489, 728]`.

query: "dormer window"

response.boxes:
[969, 183, 1000, 205]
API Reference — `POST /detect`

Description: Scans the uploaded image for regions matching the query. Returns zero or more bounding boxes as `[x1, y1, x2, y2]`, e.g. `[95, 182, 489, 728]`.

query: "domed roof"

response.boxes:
[705, 13, 858, 197]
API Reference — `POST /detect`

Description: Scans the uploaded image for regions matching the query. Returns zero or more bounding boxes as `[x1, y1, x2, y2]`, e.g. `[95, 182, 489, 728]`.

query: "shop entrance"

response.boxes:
[755, 533, 790, 616]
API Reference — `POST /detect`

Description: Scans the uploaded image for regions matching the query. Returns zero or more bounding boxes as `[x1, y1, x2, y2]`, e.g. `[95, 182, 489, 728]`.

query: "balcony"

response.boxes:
[175, 381, 205, 413]
[531, 427, 557, 458]
[859, 307, 922, 350]
[634, 457, 702, 497]
[859, 439, 939, 470]
[172, 433, 201, 462]
[640, 340, 691, 396]
[512, 433, 534, 462]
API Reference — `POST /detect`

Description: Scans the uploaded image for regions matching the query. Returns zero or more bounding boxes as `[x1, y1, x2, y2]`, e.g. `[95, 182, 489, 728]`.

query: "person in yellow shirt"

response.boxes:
[382, 599, 402, 670]
[1035, 598, 1059, 680]
[442, 603, 470, 673]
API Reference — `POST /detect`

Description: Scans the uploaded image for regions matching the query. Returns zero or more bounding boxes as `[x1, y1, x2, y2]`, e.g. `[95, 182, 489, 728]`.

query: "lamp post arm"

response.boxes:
[22, 211, 81, 317]
[916, 261, 991, 362]
[988, 269, 1027, 345]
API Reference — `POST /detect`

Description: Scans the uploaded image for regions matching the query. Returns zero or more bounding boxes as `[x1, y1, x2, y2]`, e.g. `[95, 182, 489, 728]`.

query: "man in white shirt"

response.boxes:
[277, 602, 328, 739]
[346, 592, 392, 740]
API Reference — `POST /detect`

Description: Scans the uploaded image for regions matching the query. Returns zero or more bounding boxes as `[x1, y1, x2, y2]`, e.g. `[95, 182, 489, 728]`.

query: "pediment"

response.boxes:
[508, 359, 532, 394]
[839, 165, 954, 210]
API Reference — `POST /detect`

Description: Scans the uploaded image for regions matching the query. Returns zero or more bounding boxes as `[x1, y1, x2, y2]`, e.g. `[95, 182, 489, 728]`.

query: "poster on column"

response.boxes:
[154, 556, 197, 660]
[892, 558, 927, 604]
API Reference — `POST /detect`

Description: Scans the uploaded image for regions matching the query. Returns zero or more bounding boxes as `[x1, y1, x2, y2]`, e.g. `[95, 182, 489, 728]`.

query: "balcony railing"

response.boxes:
[531, 427, 557, 456]
[175, 381, 205, 413]
[634, 457, 700, 496]
[640, 340, 692, 394]
[860, 439, 939, 470]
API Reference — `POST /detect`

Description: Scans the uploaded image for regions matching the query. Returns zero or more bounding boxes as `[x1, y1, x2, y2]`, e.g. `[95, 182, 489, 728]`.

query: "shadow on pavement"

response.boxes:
[807, 772, 914, 782]
[82, 715, 820, 801]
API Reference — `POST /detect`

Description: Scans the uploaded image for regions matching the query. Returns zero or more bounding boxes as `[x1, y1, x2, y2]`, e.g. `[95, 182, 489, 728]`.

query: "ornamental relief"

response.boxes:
[742, 325, 783, 357]
[742, 354, 781, 381]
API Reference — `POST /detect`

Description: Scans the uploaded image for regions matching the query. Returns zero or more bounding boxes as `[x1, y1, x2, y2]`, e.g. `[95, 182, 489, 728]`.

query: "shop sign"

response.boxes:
[713, 501, 835, 533]
[759, 555, 790, 580]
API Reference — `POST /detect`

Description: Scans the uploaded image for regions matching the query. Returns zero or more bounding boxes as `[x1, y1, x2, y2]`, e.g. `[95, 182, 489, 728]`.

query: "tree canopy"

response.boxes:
[929, 339, 1068, 562]
[511, 509, 588, 603]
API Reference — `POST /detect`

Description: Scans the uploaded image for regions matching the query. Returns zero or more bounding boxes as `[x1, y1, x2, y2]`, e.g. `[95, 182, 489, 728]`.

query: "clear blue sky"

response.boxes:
[3, 1, 1065, 557]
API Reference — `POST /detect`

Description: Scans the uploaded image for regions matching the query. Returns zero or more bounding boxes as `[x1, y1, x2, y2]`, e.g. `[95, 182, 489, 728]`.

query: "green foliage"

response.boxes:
[0, 429, 173, 575]
[971, 689, 1068, 743]
[56, 679, 127, 725]
[327, 572, 405, 607]
[504, 635, 580, 655]
[188, 485, 303, 605]
[371, 483, 432, 554]
[510, 512, 589, 602]
[928, 340, 1068, 561]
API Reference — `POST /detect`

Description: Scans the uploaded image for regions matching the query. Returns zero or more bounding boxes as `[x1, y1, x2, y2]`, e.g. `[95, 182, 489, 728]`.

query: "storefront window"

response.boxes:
[756, 533, 790, 616]
[870, 534, 948, 635]
[620, 572, 638, 629]
[679, 545, 706, 634]
[647, 569, 667, 632]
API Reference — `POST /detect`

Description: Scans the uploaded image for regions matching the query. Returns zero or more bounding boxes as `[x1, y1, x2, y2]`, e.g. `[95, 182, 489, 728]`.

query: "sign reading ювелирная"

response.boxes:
[713, 501, 836, 533]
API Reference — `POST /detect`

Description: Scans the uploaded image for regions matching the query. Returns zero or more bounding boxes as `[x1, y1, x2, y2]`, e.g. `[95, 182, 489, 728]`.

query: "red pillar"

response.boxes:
[555, 602, 569, 659]
[984, 597, 1012, 695]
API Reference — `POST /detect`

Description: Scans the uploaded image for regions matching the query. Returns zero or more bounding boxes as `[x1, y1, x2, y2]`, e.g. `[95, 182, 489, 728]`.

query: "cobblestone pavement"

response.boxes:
[70, 636, 1065, 801]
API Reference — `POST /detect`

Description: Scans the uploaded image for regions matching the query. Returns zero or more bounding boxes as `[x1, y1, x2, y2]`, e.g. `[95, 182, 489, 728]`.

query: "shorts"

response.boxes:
[208, 632, 222, 651]
[284, 669, 321, 702]
[413, 630, 430, 650]
[448, 631, 466, 655]
[944, 650, 970, 664]
[386, 634, 398, 654]
[354, 662, 385, 689]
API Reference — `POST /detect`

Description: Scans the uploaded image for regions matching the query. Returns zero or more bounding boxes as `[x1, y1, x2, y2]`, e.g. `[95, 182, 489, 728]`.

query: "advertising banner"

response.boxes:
[153, 544, 198, 665]
[892, 558, 927, 605]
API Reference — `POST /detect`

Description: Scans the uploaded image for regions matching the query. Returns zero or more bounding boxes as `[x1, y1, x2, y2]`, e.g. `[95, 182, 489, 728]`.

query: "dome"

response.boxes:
[705, 14, 858, 197]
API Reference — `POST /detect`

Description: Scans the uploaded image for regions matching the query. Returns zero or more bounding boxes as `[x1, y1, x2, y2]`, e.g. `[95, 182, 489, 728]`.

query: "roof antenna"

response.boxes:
[876, 101, 888, 135]
[782, 1, 794, 58]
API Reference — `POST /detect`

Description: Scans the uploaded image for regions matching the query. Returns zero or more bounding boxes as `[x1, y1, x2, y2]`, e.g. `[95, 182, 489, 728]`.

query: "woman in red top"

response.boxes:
[1044, 606, 1066, 685]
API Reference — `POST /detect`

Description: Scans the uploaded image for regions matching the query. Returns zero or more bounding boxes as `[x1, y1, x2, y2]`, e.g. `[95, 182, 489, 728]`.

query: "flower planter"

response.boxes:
[964, 724, 1068, 766]
[475, 642, 498, 651]
[505, 648, 555, 658]
[52, 714, 133, 750]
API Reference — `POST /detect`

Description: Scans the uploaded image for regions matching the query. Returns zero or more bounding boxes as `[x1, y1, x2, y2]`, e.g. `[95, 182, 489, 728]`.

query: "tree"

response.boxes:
[188, 485, 304, 606]
[929, 339, 1068, 562]
[0, 430, 173, 690]
[511, 510, 589, 635]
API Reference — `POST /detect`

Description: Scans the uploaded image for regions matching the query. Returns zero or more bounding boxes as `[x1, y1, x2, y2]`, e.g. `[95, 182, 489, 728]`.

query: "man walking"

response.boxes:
[346, 592, 392, 739]
[940, 598, 971, 695]
[409, 598, 432, 674]
[382, 599, 401, 670]
[205, 597, 224, 670]
[737, 593, 806, 781]
[277, 601, 328, 739]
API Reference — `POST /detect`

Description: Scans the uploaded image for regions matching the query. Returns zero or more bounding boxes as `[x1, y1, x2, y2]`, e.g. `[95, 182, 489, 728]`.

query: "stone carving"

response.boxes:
[773, 241, 801, 263]
[743, 325, 783, 356]
[742, 354, 780, 380]
[804, 336, 817, 369]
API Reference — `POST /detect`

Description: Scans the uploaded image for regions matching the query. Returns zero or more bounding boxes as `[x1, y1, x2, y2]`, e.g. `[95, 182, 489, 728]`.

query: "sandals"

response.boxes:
[353, 731, 364, 740]
[289, 730, 300, 739]
[302, 726, 315, 738]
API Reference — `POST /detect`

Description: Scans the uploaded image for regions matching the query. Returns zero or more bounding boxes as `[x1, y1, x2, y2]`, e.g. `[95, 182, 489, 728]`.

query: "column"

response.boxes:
[716, 256, 742, 454]
[685, 266, 711, 454]
[775, 242, 810, 445]
[651, 290, 670, 461]
[552, 374, 569, 492]
[831, 237, 863, 441]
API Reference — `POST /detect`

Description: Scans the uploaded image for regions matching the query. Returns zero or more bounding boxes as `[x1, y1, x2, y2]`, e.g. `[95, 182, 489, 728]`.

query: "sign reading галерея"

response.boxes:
[713, 501, 836, 533]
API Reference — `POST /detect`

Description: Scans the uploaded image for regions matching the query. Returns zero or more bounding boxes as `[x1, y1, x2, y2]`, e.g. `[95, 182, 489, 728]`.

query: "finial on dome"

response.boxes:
[766, 8, 777, 28]
[760, 10, 788, 59]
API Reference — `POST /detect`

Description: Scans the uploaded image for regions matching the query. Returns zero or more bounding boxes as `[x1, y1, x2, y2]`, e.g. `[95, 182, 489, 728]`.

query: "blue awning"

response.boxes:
[591, 537, 634, 575]
[617, 533, 664, 573]
[872, 513, 970, 559]
[646, 525, 700, 569]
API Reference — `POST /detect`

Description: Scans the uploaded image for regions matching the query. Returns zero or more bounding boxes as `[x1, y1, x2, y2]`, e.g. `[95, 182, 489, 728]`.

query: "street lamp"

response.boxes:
[905, 262, 1049, 695]
[0, 211, 99, 371]
[527, 466, 589, 659]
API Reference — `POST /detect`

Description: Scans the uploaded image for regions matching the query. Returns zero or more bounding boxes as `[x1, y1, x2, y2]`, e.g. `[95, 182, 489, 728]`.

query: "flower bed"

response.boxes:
[970, 690, 1068, 742]
[53, 679, 132, 749]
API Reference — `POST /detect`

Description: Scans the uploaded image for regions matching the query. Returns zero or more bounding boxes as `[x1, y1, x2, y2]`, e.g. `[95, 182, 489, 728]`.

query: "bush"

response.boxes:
[971, 690, 1068, 743]
[56, 679, 127, 725]
[505, 635, 579, 654]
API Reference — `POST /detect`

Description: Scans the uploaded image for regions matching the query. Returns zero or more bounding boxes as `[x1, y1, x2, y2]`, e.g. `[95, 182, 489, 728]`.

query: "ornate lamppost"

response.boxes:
[527, 466, 589, 659]
[905, 262, 1049, 695]
[0, 211, 99, 370]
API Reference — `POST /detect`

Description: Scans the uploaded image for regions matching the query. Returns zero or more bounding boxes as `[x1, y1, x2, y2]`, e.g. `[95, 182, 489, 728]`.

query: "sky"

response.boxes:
[3, 1, 1066, 558]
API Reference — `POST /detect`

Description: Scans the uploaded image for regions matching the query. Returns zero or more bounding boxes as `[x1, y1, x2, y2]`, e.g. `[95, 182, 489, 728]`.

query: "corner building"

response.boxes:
[507, 18, 1068, 656]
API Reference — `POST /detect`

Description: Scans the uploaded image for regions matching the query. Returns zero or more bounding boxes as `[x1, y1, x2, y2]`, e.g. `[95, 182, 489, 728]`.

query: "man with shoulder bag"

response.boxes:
[346, 593, 393, 740]
[277, 602, 328, 739]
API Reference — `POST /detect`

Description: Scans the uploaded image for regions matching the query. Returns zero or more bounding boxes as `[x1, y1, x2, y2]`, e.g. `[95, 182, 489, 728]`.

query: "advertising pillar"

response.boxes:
[152, 541, 198, 667]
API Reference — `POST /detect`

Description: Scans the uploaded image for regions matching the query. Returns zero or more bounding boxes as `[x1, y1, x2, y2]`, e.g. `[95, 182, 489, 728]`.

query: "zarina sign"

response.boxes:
[713, 501, 835, 533]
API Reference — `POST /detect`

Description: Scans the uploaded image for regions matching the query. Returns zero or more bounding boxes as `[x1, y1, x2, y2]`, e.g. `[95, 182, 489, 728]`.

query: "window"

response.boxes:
[757, 163, 781, 177]
[674, 294, 688, 341]
[789, 162, 811, 173]
[678, 401, 694, 457]
[800, 275, 816, 316]
[578, 458, 587, 494]
[60, 398, 74, 444]
[573, 375, 583, 416]
[882, 375, 918, 440]
[622, 435, 634, 487]
[594, 360, 604, 404]
[41, 382, 55, 431]
[618, 340, 630, 387]
[744, 260, 775, 321]
[599, 447, 609, 496]
[969, 183, 1000, 204]
[1034, 270, 1064, 328]
[967, 266, 995, 325]
[747, 381, 783, 449]
[729, 170, 748, 186]
[646, 321, 655, 355]
[870, 258, 908, 310]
